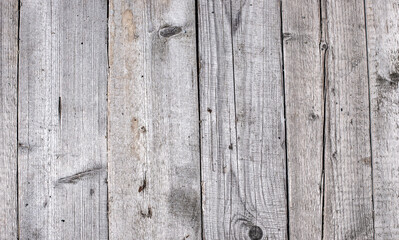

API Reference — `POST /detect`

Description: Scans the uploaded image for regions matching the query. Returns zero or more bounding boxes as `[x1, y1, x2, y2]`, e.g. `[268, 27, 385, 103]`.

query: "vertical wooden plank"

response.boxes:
[108, 0, 201, 239]
[18, 1, 108, 239]
[323, 0, 374, 239]
[231, 1, 287, 239]
[197, 0, 237, 239]
[282, 0, 325, 239]
[366, 0, 399, 239]
[0, 0, 18, 239]
[198, 0, 288, 239]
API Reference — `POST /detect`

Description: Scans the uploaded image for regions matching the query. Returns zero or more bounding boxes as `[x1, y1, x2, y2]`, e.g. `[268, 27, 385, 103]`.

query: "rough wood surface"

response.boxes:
[323, 0, 374, 239]
[198, 0, 287, 239]
[6, 1, 399, 239]
[108, 0, 201, 239]
[282, 0, 325, 239]
[18, 1, 108, 239]
[365, 0, 399, 239]
[0, 0, 18, 239]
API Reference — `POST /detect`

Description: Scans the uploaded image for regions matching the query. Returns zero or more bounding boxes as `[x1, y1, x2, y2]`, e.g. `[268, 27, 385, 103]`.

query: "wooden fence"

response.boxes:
[1, 0, 398, 239]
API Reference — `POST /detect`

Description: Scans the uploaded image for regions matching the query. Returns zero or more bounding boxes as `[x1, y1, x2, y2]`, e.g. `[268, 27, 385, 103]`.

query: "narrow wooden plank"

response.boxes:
[0, 0, 18, 239]
[282, 0, 325, 239]
[197, 1, 237, 239]
[18, 1, 108, 239]
[323, 0, 374, 239]
[108, 0, 201, 239]
[198, 0, 287, 239]
[365, 0, 399, 239]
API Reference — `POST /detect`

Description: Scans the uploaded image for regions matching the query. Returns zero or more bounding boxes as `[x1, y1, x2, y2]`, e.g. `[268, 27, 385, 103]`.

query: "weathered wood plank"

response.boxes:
[323, 0, 374, 239]
[108, 0, 201, 239]
[197, 1, 237, 239]
[198, 0, 287, 239]
[365, 0, 399, 239]
[281, 0, 325, 239]
[0, 0, 18, 239]
[18, 1, 108, 239]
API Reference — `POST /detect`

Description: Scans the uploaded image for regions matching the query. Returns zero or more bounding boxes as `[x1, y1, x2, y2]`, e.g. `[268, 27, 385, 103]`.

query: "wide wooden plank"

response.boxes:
[0, 0, 18, 239]
[18, 1, 108, 239]
[365, 0, 399, 239]
[198, 0, 287, 239]
[282, 0, 325, 239]
[323, 0, 374, 239]
[108, 0, 201, 239]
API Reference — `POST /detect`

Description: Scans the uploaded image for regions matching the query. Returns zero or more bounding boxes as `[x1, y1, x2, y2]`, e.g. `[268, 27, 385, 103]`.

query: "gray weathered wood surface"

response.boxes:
[108, 0, 201, 239]
[18, 0, 108, 239]
[0, 0, 18, 239]
[2, 0, 399, 239]
[366, 0, 399, 239]
[323, 0, 374, 239]
[198, 0, 287, 239]
[282, 0, 324, 239]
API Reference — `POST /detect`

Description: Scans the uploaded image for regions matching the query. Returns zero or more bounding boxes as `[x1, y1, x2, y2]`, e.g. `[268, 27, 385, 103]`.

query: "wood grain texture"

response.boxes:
[323, 0, 374, 239]
[0, 0, 18, 239]
[198, 0, 287, 239]
[365, 0, 399, 239]
[108, 0, 201, 239]
[281, 0, 325, 239]
[18, 1, 108, 239]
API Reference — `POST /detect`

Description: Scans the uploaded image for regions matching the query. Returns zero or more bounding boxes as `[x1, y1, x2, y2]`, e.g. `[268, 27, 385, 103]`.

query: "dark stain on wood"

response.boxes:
[18, 142, 32, 151]
[332, 151, 337, 160]
[309, 112, 319, 121]
[138, 177, 147, 193]
[377, 74, 399, 88]
[159, 26, 182, 38]
[376, 74, 398, 112]
[168, 187, 200, 222]
[283, 32, 293, 41]
[140, 207, 152, 218]
[224, 0, 246, 33]
[342, 220, 370, 240]
[361, 157, 372, 165]
[389, 72, 399, 82]
[233, 10, 242, 33]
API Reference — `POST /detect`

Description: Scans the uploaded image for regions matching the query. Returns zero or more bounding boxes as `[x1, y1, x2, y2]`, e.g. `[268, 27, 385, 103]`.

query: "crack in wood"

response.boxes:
[57, 167, 104, 184]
